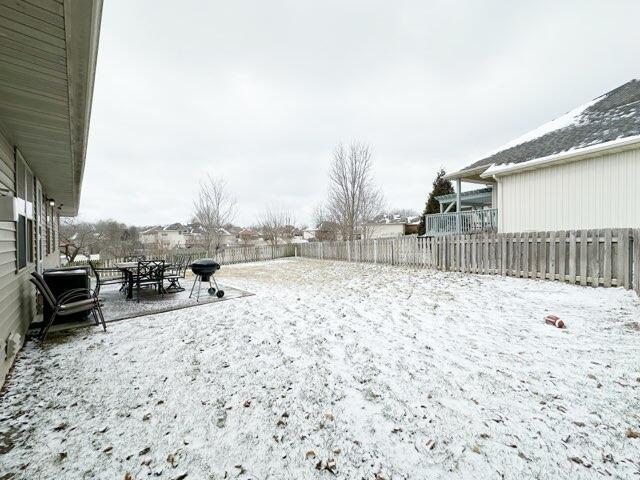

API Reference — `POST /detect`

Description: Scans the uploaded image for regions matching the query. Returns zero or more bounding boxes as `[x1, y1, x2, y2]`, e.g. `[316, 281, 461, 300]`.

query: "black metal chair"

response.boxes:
[29, 272, 106, 341]
[89, 261, 126, 292]
[162, 255, 191, 292]
[134, 260, 165, 302]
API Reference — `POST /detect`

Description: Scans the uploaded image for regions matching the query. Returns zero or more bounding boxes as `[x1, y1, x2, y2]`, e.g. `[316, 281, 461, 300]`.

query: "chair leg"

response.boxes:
[90, 308, 100, 327]
[40, 308, 59, 341]
[96, 304, 107, 332]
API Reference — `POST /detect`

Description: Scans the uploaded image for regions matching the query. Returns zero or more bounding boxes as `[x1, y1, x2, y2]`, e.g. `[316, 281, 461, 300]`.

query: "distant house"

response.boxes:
[0, 2, 103, 382]
[302, 228, 317, 241]
[238, 228, 264, 245]
[141, 223, 187, 249]
[304, 222, 342, 242]
[142, 223, 239, 249]
[184, 223, 206, 248]
[364, 214, 420, 239]
[426, 79, 640, 236]
[215, 227, 237, 247]
[226, 225, 243, 237]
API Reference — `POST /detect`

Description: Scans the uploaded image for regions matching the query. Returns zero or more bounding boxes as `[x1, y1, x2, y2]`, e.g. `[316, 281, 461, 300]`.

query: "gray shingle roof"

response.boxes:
[464, 79, 640, 171]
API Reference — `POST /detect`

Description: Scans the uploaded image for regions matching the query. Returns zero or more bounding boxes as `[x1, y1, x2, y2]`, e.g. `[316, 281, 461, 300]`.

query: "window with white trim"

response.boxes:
[15, 150, 34, 270]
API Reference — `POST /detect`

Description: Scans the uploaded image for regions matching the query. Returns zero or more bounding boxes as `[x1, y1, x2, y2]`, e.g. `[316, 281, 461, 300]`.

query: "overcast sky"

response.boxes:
[81, 0, 640, 227]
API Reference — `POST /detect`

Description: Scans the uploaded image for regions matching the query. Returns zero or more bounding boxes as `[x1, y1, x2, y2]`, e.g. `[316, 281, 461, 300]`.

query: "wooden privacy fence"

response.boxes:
[296, 229, 640, 294]
[66, 244, 296, 269]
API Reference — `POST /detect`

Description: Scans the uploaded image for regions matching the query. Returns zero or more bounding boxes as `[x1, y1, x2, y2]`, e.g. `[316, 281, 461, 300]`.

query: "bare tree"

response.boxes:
[311, 203, 339, 241]
[325, 142, 384, 240]
[257, 207, 295, 245]
[59, 218, 96, 262]
[94, 219, 141, 258]
[193, 175, 236, 253]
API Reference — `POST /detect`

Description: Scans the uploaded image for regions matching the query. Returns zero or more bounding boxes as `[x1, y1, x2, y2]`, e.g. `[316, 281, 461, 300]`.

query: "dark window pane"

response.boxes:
[17, 215, 26, 269]
[27, 219, 33, 263]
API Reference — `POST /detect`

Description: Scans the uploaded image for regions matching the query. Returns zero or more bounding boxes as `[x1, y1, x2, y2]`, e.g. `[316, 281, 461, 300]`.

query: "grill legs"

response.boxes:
[189, 275, 223, 302]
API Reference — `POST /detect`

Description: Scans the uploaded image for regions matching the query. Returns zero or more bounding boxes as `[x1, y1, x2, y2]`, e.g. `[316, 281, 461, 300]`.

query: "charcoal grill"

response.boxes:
[189, 259, 224, 301]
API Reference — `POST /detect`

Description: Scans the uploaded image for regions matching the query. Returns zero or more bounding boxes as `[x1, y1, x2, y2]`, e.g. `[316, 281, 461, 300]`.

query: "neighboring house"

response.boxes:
[0, 2, 103, 382]
[184, 223, 237, 248]
[141, 223, 187, 249]
[303, 228, 317, 241]
[184, 223, 206, 248]
[305, 222, 342, 242]
[238, 228, 263, 245]
[364, 214, 421, 239]
[427, 79, 640, 235]
[141, 223, 237, 249]
[226, 225, 243, 238]
[220, 228, 238, 246]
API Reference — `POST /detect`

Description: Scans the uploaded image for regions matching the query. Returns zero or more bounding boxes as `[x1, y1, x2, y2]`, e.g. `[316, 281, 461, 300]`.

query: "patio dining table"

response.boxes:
[115, 261, 173, 300]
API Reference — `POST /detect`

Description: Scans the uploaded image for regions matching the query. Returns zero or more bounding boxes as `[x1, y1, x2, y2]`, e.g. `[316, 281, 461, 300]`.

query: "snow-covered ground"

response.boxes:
[1, 258, 639, 479]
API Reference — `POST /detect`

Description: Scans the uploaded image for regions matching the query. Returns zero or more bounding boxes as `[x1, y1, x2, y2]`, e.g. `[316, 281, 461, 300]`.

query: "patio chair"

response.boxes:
[89, 261, 126, 292]
[29, 272, 106, 341]
[162, 255, 191, 293]
[134, 260, 165, 302]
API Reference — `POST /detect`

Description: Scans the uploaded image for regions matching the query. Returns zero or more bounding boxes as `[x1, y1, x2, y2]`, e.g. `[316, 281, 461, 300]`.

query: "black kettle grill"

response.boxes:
[189, 259, 224, 301]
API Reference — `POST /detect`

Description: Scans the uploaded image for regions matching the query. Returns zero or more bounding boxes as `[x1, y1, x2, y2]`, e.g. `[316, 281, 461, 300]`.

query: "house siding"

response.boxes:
[0, 131, 32, 382]
[0, 131, 60, 384]
[497, 147, 640, 232]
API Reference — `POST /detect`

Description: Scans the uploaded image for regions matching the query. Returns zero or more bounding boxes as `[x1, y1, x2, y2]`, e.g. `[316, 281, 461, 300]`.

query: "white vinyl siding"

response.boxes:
[0, 131, 35, 382]
[497, 147, 640, 232]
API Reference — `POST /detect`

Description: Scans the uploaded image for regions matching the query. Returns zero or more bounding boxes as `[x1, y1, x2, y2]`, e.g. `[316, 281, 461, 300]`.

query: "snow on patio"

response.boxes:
[1, 258, 639, 479]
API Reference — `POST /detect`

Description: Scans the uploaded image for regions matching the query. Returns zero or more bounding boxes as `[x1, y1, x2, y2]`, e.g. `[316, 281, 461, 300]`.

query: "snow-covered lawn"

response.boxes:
[1, 258, 639, 479]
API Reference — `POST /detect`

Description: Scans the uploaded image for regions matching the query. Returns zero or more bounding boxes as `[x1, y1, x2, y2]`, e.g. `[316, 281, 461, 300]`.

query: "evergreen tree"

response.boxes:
[418, 169, 455, 235]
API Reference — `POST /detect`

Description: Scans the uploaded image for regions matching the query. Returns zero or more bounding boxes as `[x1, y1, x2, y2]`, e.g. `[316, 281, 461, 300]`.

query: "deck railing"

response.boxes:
[426, 208, 498, 236]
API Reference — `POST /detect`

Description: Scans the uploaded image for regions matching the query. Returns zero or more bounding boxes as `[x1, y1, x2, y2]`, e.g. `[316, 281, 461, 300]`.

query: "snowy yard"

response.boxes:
[1, 258, 639, 479]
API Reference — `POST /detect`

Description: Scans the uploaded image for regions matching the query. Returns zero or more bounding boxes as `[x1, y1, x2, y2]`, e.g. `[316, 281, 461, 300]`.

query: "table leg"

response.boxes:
[127, 271, 134, 300]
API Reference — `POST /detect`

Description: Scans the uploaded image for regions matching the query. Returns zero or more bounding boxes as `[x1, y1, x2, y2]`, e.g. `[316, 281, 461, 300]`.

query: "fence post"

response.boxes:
[374, 239, 378, 264]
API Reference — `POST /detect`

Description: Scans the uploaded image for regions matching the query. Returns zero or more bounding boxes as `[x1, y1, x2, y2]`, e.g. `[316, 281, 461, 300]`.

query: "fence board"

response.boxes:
[294, 228, 638, 296]
[589, 230, 599, 287]
[579, 230, 588, 286]
[620, 229, 630, 289]
[549, 231, 556, 281]
[557, 231, 566, 282]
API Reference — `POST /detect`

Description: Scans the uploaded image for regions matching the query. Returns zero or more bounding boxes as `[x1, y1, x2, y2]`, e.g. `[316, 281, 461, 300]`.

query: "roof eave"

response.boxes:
[442, 166, 493, 184]
[480, 135, 640, 179]
[62, 0, 103, 216]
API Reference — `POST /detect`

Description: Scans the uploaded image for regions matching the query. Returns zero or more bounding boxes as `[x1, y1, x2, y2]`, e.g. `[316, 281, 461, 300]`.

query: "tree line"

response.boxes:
[60, 219, 142, 262]
[62, 142, 452, 261]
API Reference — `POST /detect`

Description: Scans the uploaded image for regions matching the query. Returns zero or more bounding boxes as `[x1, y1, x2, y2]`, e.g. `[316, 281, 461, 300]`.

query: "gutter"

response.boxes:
[480, 134, 640, 178]
[442, 166, 488, 181]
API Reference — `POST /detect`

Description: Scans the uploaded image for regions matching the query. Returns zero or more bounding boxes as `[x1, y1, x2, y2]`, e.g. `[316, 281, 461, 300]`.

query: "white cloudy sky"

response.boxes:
[81, 0, 640, 227]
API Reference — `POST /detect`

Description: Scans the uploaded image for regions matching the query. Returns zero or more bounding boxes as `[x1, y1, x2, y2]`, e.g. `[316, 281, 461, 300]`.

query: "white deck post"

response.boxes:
[456, 178, 462, 233]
